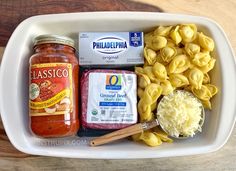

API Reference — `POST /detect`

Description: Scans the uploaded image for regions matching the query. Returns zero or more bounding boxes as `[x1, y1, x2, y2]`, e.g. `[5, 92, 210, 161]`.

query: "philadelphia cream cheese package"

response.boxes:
[78, 32, 144, 65]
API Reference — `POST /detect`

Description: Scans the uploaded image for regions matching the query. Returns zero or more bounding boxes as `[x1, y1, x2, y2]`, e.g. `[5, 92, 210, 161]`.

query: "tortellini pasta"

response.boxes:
[192, 85, 212, 101]
[185, 43, 200, 57]
[144, 83, 162, 103]
[150, 35, 167, 51]
[139, 131, 162, 147]
[205, 84, 218, 97]
[134, 24, 218, 147]
[160, 46, 177, 63]
[168, 55, 190, 73]
[144, 47, 157, 65]
[198, 32, 215, 51]
[166, 38, 176, 47]
[152, 62, 168, 80]
[138, 74, 151, 89]
[160, 80, 174, 96]
[187, 68, 204, 89]
[201, 100, 212, 109]
[179, 24, 197, 43]
[138, 99, 152, 121]
[192, 52, 211, 67]
[154, 26, 173, 36]
[169, 73, 189, 88]
[203, 73, 210, 84]
[151, 102, 157, 112]
[137, 83, 162, 122]
[156, 53, 168, 65]
[131, 133, 142, 142]
[170, 25, 182, 44]
[153, 128, 173, 143]
[137, 87, 144, 99]
[198, 58, 216, 73]
[143, 66, 160, 83]
[144, 31, 154, 45]
[135, 67, 145, 75]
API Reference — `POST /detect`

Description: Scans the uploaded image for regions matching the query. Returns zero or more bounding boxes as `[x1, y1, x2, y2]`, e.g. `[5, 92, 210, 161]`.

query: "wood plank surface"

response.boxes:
[0, 0, 162, 46]
[0, 0, 236, 170]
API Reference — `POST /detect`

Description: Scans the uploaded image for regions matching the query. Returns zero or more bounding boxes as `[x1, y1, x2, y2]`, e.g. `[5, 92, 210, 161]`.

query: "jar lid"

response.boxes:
[34, 34, 75, 48]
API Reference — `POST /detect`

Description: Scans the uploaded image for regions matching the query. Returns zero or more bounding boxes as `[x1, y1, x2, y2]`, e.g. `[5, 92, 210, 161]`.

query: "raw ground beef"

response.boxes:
[80, 69, 137, 129]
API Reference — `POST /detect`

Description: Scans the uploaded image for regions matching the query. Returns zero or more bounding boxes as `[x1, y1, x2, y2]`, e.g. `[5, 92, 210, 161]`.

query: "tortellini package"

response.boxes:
[133, 24, 218, 147]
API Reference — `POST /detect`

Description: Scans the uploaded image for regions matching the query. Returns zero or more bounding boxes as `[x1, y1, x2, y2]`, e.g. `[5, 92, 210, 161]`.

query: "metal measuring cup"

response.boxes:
[90, 90, 205, 146]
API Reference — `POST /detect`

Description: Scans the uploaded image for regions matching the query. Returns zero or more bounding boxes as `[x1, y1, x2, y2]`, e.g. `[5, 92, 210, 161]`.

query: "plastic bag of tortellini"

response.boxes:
[133, 24, 218, 147]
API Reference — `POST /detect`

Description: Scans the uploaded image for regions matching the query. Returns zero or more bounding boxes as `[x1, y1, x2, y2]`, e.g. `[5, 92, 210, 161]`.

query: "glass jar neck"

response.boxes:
[34, 43, 75, 54]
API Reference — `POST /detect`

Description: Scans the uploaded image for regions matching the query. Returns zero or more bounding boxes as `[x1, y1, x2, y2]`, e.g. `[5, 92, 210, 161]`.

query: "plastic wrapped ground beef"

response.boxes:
[81, 69, 137, 129]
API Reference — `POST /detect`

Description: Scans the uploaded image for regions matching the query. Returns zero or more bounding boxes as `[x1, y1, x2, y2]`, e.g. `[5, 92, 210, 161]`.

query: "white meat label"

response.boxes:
[87, 72, 137, 124]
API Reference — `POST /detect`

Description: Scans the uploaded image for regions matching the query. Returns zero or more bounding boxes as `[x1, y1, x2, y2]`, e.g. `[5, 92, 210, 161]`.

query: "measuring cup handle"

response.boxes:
[90, 123, 143, 147]
[90, 119, 159, 146]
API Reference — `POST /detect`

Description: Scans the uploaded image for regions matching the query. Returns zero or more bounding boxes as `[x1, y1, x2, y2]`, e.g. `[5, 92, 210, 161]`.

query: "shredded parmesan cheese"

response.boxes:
[157, 90, 203, 137]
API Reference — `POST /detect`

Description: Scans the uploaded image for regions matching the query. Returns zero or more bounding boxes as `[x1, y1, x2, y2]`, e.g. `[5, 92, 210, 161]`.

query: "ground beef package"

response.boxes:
[80, 69, 138, 130]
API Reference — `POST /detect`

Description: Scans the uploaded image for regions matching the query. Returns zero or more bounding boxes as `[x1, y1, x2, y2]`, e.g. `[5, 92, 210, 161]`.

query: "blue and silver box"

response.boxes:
[79, 32, 144, 66]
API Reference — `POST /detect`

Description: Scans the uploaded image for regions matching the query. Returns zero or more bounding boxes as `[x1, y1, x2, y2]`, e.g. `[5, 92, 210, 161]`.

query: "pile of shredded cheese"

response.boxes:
[157, 90, 203, 137]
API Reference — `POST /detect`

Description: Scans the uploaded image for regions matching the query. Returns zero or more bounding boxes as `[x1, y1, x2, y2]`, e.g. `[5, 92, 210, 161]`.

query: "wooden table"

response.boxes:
[0, 0, 236, 170]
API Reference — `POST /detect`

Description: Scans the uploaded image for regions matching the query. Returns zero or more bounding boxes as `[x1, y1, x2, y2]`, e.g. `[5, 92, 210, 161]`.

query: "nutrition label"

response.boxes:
[86, 72, 137, 124]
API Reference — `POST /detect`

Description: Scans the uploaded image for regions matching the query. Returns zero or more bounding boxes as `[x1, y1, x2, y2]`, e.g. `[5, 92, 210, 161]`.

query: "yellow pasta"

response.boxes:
[152, 62, 168, 80]
[198, 32, 215, 51]
[156, 52, 168, 65]
[151, 102, 157, 112]
[151, 35, 168, 51]
[138, 74, 151, 89]
[188, 68, 204, 89]
[169, 73, 189, 88]
[184, 85, 193, 92]
[144, 31, 154, 45]
[166, 38, 176, 47]
[139, 131, 162, 147]
[170, 25, 182, 44]
[143, 60, 151, 67]
[144, 83, 162, 103]
[135, 23, 218, 147]
[153, 128, 173, 143]
[142, 66, 159, 83]
[192, 85, 212, 101]
[192, 52, 211, 67]
[160, 80, 175, 95]
[168, 55, 190, 73]
[142, 93, 153, 106]
[203, 73, 211, 84]
[205, 84, 218, 97]
[201, 100, 212, 109]
[138, 99, 152, 121]
[131, 133, 142, 142]
[160, 46, 177, 63]
[135, 67, 145, 75]
[198, 58, 216, 73]
[144, 47, 157, 65]
[179, 24, 197, 43]
[154, 26, 173, 36]
[185, 43, 200, 58]
[137, 87, 144, 99]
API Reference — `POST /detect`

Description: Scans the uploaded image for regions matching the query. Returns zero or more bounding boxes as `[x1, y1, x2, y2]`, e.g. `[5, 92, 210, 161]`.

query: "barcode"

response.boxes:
[101, 110, 106, 115]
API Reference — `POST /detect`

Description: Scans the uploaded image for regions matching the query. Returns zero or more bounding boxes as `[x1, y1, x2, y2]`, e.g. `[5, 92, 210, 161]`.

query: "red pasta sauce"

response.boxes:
[29, 35, 79, 137]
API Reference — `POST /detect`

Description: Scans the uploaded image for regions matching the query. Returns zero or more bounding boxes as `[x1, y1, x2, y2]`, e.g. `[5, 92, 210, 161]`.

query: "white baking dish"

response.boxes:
[0, 12, 236, 159]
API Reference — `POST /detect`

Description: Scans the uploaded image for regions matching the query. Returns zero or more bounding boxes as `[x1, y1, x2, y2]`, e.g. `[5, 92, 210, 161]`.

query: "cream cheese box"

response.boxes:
[78, 32, 144, 66]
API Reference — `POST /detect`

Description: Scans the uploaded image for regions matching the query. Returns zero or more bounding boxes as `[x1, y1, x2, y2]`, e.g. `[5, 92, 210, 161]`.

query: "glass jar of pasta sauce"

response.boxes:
[29, 35, 79, 138]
